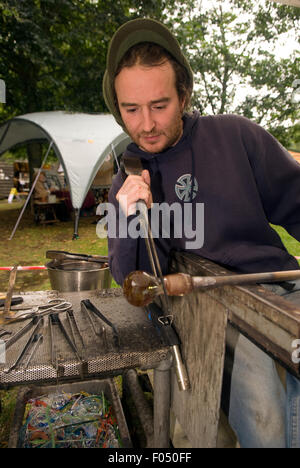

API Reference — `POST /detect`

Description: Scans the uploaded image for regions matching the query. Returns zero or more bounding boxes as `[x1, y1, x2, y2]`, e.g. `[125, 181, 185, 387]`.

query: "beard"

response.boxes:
[129, 110, 184, 154]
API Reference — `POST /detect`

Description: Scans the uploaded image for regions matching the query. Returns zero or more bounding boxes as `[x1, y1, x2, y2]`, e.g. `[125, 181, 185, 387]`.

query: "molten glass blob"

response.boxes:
[123, 271, 163, 307]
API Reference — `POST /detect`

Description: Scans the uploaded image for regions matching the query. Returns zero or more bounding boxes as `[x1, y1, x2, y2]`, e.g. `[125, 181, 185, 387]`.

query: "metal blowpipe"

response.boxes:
[123, 269, 300, 307]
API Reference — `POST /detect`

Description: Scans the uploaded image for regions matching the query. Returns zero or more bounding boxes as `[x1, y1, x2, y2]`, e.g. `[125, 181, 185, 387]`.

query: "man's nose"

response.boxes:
[141, 108, 155, 133]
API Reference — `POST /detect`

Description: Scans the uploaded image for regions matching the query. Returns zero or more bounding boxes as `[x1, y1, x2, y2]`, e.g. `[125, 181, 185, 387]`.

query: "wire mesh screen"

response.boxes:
[0, 289, 170, 386]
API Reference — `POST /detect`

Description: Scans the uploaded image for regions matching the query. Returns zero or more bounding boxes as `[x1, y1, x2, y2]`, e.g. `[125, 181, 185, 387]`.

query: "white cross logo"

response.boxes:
[175, 174, 198, 201]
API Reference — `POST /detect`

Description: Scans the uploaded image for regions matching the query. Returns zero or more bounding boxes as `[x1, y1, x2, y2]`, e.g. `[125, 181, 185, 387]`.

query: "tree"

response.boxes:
[0, 0, 177, 119]
[0, 0, 170, 177]
[165, 0, 300, 147]
[0, 0, 299, 148]
[0, 0, 127, 118]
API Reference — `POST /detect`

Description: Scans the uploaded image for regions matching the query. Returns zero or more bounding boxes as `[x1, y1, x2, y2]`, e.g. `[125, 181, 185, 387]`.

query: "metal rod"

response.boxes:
[48, 314, 56, 369]
[123, 369, 154, 448]
[0, 266, 46, 271]
[172, 344, 190, 392]
[122, 156, 190, 392]
[193, 270, 300, 288]
[73, 208, 80, 240]
[23, 333, 43, 369]
[136, 201, 157, 276]
[68, 310, 85, 347]
[50, 313, 82, 362]
[137, 200, 171, 314]
[162, 269, 300, 297]
[9, 141, 53, 241]
[5, 316, 39, 350]
[136, 203, 189, 391]
[153, 357, 173, 448]
[4, 318, 44, 373]
[111, 142, 120, 171]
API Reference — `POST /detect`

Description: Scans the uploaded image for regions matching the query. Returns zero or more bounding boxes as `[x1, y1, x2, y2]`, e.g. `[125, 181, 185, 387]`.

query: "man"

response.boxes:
[103, 18, 300, 447]
[33, 170, 51, 202]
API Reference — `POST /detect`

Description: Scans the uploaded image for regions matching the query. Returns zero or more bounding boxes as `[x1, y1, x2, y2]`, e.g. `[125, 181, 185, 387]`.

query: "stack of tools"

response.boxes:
[0, 261, 79, 375]
[19, 390, 122, 448]
[0, 298, 74, 374]
[0, 294, 123, 377]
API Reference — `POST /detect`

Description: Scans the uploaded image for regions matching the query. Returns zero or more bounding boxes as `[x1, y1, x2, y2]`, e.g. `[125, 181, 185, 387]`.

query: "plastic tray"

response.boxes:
[8, 378, 132, 448]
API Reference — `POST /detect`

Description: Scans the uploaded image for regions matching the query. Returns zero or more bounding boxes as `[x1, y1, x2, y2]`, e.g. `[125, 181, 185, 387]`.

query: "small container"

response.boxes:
[46, 260, 112, 292]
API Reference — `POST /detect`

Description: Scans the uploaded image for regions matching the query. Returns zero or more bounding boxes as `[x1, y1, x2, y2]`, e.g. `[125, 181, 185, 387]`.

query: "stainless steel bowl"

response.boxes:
[46, 260, 112, 292]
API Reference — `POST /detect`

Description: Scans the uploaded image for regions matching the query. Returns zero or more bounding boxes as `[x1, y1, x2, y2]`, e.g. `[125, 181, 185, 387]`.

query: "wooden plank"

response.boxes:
[169, 255, 228, 448]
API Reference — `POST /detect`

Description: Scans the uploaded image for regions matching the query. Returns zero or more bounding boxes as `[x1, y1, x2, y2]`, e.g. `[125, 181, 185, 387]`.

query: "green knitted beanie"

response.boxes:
[102, 18, 194, 130]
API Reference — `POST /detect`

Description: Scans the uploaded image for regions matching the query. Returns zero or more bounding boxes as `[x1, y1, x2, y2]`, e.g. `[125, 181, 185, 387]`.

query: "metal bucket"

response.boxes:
[46, 260, 112, 292]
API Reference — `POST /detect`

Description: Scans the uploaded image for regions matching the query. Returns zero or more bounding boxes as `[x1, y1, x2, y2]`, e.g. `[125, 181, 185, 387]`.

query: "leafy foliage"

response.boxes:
[0, 0, 299, 147]
[166, 0, 300, 146]
[0, 0, 160, 119]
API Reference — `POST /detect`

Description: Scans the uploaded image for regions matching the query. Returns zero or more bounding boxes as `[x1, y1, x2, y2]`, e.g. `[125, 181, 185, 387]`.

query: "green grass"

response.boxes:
[0, 388, 18, 448]
[0, 199, 118, 292]
[271, 224, 300, 260]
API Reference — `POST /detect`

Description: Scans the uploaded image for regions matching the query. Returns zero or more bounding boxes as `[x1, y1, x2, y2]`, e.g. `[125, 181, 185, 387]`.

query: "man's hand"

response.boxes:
[116, 169, 153, 217]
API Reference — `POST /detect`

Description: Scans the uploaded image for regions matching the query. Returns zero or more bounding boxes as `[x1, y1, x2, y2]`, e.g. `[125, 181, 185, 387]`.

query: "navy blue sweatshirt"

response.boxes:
[108, 112, 300, 286]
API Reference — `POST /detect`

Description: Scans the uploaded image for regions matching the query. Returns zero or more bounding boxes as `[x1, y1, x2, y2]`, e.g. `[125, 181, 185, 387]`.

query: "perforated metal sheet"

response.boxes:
[0, 289, 170, 387]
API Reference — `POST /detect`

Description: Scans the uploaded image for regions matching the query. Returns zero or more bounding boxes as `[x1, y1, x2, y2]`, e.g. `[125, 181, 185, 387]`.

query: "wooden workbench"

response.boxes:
[168, 251, 300, 448]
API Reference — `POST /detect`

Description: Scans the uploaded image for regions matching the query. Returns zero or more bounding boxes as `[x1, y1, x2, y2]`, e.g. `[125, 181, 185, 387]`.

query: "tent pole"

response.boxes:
[9, 141, 53, 241]
[73, 208, 80, 240]
[111, 143, 120, 171]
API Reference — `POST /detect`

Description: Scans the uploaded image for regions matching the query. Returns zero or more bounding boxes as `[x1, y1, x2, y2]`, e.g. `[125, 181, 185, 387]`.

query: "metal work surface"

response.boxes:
[0, 289, 169, 387]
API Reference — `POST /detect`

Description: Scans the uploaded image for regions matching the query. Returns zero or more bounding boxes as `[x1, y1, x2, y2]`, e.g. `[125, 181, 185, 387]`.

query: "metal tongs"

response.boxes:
[46, 250, 108, 265]
[1, 299, 73, 373]
[4, 317, 44, 373]
[121, 156, 190, 391]
[81, 299, 120, 351]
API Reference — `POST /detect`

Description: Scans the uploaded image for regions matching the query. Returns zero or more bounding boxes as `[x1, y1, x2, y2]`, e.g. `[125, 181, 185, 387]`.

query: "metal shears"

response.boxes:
[3, 298, 72, 324]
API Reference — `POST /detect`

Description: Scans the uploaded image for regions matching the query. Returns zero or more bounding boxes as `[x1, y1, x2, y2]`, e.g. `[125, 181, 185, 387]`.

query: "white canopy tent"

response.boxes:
[0, 111, 130, 238]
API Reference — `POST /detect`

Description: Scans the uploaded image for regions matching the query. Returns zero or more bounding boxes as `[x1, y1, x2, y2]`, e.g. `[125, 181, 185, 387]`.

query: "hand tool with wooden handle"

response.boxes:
[0, 265, 18, 320]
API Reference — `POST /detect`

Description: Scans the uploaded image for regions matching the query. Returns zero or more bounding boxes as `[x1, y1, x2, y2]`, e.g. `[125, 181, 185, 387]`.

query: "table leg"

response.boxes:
[153, 354, 173, 448]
